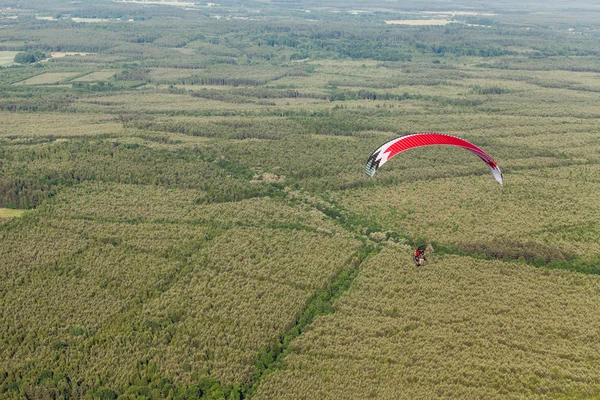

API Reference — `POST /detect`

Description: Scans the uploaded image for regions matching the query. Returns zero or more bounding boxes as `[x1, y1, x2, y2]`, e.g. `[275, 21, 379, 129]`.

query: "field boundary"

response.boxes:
[245, 242, 381, 398]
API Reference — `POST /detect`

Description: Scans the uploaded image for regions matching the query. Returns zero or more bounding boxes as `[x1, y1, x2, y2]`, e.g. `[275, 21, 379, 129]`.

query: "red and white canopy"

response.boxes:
[365, 133, 503, 184]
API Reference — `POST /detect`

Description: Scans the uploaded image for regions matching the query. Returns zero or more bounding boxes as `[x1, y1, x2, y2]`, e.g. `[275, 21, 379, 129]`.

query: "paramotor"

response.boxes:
[365, 133, 503, 184]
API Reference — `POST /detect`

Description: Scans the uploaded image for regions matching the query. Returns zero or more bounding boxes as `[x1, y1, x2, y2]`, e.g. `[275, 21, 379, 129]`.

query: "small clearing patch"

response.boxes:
[0, 209, 25, 218]
[0, 51, 18, 67]
[422, 11, 496, 16]
[112, 0, 196, 6]
[72, 71, 115, 82]
[385, 19, 454, 25]
[13, 72, 80, 85]
[71, 17, 112, 23]
[49, 52, 94, 59]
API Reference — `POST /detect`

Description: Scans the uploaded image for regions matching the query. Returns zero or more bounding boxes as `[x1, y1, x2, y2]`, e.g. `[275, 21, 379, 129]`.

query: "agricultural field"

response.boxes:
[1, 0, 600, 398]
[385, 20, 454, 25]
[0, 52, 18, 67]
[0, 208, 24, 223]
[13, 72, 80, 85]
[72, 71, 116, 82]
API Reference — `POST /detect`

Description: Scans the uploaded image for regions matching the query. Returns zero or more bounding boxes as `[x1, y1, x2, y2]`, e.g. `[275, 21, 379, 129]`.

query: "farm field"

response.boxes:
[0, 51, 18, 67]
[385, 20, 454, 25]
[13, 72, 80, 85]
[0, 208, 24, 218]
[71, 17, 113, 23]
[1, 0, 600, 398]
[72, 71, 116, 81]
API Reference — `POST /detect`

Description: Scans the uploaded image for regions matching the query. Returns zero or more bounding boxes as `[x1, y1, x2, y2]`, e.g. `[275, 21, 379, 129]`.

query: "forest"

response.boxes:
[2, 0, 600, 398]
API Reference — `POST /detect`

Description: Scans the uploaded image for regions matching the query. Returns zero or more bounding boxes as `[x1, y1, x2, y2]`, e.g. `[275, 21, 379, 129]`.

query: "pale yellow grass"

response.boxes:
[49, 52, 94, 59]
[308, 59, 380, 68]
[255, 246, 600, 399]
[386, 19, 453, 25]
[313, 62, 401, 79]
[149, 68, 203, 81]
[13, 72, 80, 85]
[422, 11, 496, 16]
[0, 51, 18, 67]
[0, 41, 26, 48]
[0, 208, 25, 218]
[0, 113, 125, 138]
[171, 84, 230, 90]
[112, 0, 195, 6]
[262, 76, 331, 95]
[71, 17, 112, 23]
[72, 71, 115, 81]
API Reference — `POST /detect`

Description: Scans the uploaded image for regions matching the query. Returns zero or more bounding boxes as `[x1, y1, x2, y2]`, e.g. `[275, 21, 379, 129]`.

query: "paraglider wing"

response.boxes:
[365, 133, 503, 184]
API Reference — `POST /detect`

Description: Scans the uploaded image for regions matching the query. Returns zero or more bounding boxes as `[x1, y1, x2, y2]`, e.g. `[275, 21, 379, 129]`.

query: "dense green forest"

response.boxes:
[2, 0, 600, 398]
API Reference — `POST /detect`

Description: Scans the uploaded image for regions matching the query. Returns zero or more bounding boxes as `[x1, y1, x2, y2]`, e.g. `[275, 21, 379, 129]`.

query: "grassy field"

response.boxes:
[13, 72, 81, 85]
[0, 208, 25, 218]
[71, 17, 113, 23]
[72, 71, 116, 81]
[1, 0, 600, 398]
[0, 51, 18, 67]
[385, 19, 454, 25]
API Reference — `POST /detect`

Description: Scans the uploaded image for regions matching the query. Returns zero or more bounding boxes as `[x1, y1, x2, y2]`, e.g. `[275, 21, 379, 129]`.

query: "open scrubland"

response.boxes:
[1, 184, 360, 396]
[255, 247, 600, 399]
[1, 0, 600, 398]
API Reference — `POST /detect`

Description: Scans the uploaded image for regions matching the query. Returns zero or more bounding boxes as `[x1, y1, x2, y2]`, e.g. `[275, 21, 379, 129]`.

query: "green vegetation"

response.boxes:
[0, 208, 25, 220]
[2, 0, 600, 398]
[0, 51, 20, 67]
[13, 50, 49, 64]
[255, 247, 600, 399]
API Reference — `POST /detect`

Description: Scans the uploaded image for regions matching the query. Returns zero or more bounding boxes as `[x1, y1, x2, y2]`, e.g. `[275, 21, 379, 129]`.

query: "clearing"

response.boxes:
[385, 19, 455, 25]
[71, 17, 112, 23]
[72, 71, 116, 81]
[0, 51, 18, 67]
[13, 72, 80, 85]
[112, 0, 196, 6]
[0, 208, 25, 218]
